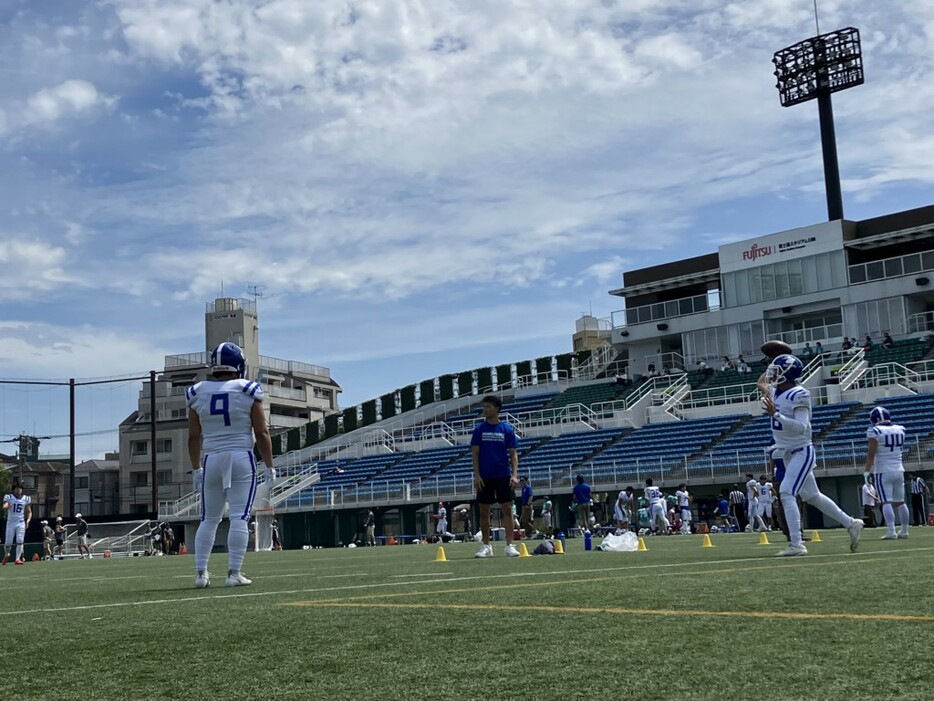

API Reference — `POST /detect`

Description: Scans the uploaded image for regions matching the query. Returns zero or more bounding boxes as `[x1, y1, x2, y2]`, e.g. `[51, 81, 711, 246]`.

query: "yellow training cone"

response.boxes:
[435, 546, 447, 562]
[811, 530, 822, 542]
[701, 534, 714, 548]
[518, 542, 531, 558]
[758, 531, 770, 545]
[637, 537, 648, 552]
[554, 539, 565, 554]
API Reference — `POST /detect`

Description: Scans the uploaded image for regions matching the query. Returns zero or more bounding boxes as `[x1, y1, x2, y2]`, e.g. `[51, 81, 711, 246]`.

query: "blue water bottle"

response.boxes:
[558, 532, 566, 551]
[584, 529, 592, 551]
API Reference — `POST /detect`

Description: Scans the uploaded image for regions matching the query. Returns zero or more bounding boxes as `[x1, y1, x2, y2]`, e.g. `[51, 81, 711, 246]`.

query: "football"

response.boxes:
[760, 340, 793, 359]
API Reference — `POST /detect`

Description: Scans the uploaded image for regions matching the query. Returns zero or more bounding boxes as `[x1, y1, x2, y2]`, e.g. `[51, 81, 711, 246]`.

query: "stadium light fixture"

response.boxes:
[772, 26, 864, 221]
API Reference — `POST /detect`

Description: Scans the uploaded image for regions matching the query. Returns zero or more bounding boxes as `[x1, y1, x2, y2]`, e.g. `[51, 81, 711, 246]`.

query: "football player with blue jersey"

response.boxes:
[187, 342, 275, 588]
[864, 406, 910, 540]
[761, 354, 863, 556]
[2, 484, 31, 565]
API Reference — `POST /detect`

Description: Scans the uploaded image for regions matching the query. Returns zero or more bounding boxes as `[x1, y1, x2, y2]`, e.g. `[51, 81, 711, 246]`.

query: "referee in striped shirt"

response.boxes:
[728, 484, 747, 531]
[909, 473, 930, 526]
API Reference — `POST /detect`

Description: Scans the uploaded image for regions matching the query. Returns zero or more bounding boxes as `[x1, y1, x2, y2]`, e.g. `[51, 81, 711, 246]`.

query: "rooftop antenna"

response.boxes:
[813, 0, 821, 34]
[247, 284, 266, 307]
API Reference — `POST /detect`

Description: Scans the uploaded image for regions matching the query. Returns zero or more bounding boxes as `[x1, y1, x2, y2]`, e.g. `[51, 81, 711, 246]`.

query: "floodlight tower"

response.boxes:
[772, 26, 864, 221]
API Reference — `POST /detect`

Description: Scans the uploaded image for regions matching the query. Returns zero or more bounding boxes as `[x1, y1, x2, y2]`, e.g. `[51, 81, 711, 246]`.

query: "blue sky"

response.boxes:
[1, 0, 933, 458]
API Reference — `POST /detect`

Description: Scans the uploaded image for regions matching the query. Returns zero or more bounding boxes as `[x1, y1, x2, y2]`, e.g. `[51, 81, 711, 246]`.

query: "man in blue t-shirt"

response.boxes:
[519, 476, 534, 538]
[471, 395, 520, 558]
[573, 475, 592, 535]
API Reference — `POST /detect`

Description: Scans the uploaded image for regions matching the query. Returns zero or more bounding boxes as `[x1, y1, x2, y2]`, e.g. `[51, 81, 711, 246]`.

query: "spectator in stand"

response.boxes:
[802, 343, 815, 361]
[662, 366, 671, 376]
[862, 335, 874, 352]
[614, 370, 628, 386]
[815, 341, 824, 357]
[647, 363, 658, 377]
[720, 356, 734, 371]
[881, 332, 895, 349]
[737, 357, 750, 374]
[841, 337, 852, 351]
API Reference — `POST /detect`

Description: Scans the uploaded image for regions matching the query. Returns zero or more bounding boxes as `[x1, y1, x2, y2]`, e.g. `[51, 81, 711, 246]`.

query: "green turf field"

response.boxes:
[4, 529, 934, 701]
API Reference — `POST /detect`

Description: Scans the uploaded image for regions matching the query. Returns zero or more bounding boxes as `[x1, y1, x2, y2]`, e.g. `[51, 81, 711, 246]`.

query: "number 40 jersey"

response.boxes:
[186, 379, 264, 454]
[867, 423, 907, 474]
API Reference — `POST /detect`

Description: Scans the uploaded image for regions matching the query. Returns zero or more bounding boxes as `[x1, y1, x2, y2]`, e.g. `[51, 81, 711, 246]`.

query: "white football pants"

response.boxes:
[195, 451, 257, 574]
[5, 521, 25, 560]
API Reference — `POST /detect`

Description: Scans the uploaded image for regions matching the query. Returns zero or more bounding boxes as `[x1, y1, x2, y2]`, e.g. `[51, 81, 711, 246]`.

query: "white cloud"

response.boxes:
[0, 321, 169, 379]
[581, 256, 629, 286]
[25, 80, 116, 126]
[0, 239, 82, 299]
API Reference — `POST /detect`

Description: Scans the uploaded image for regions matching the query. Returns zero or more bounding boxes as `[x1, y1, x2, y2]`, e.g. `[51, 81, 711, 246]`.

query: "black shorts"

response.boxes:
[477, 477, 515, 505]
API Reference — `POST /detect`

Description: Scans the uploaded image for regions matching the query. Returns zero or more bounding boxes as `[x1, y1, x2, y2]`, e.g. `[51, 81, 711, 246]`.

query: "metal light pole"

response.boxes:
[772, 27, 864, 221]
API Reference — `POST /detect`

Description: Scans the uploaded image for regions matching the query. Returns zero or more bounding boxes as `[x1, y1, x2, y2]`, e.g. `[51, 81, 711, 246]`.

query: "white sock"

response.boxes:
[780, 494, 803, 547]
[227, 519, 249, 572]
[882, 504, 896, 536]
[806, 493, 854, 528]
[15, 544, 23, 561]
[195, 518, 221, 572]
[897, 504, 911, 535]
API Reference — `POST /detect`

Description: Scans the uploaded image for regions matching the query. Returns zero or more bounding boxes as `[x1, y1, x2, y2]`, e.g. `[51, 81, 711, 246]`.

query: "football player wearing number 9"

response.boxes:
[761, 354, 864, 556]
[187, 342, 276, 588]
[864, 407, 910, 540]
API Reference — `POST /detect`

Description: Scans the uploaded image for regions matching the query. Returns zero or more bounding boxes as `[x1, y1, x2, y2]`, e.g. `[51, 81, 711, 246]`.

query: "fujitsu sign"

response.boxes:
[742, 243, 773, 262]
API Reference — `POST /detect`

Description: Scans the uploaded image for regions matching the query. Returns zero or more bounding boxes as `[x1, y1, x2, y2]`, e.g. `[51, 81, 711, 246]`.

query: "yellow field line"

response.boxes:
[301, 601, 934, 624]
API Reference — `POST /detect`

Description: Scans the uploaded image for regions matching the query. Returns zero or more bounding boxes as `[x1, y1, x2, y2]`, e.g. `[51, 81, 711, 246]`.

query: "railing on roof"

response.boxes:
[259, 355, 330, 378]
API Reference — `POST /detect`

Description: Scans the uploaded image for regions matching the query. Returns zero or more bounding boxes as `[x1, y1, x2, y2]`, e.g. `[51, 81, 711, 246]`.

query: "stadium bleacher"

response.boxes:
[583, 415, 745, 478]
[445, 392, 559, 423]
[820, 393, 934, 462]
[694, 401, 860, 473]
[864, 337, 930, 367]
[543, 382, 638, 411]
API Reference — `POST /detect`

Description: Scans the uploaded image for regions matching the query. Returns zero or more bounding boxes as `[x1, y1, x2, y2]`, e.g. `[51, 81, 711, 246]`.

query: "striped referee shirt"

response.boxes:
[911, 477, 929, 495]
[728, 490, 745, 506]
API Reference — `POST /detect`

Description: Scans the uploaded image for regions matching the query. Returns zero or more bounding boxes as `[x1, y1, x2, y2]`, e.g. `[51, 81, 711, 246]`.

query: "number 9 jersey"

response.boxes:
[186, 379, 264, 454]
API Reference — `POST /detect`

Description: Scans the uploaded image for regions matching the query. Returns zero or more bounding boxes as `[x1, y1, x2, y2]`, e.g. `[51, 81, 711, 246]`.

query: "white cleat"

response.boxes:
[504, 545, 520, 557]
[897, 533, 909, 539]
[473, 544, 493, 558]
[194, 571, 210, 589]
[225, 571, 252, 587]
[880, 534, 898, 540]
[775, 544, 808, 557]
[847, 519, 864, 553]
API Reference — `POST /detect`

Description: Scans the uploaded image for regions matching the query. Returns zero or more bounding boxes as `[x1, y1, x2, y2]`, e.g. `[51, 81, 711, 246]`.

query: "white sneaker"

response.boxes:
[504, 545, 520, 557]
[194, 571, 210, 589]
[898, 533, 909, 539]
[775, 544, 808, 557]
[225, 571, 252, 587]
[881, 533, 898, 540]
[473, 544, 493, 558]
[847, 519, 864, 553]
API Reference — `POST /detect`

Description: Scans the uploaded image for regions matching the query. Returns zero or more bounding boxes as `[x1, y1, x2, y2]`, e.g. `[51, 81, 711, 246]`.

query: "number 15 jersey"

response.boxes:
[186, 379, 264, 454]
